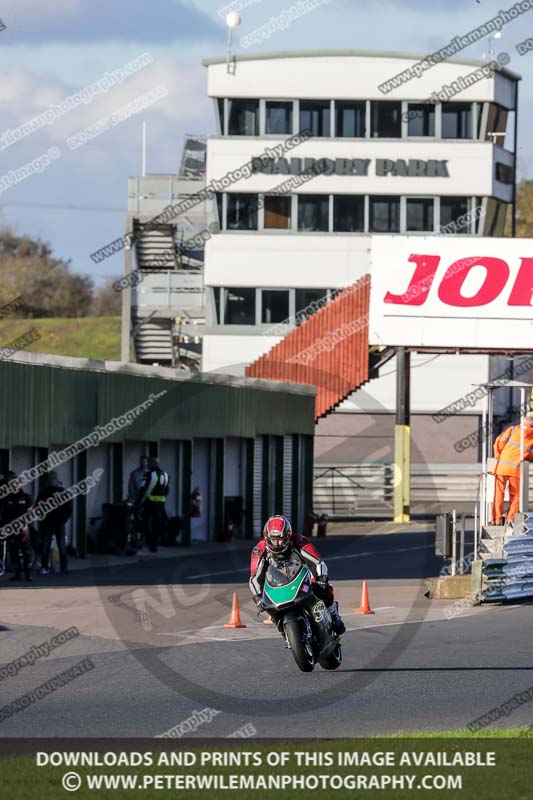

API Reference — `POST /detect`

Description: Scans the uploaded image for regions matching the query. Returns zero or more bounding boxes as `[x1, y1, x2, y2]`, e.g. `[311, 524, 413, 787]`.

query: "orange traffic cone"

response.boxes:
[224, 592, 247, 628]
[356, 580, 375, 615]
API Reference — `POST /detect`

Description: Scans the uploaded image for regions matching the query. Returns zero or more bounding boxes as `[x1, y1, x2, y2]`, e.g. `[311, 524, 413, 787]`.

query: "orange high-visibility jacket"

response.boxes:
[493, 421, 533, 476]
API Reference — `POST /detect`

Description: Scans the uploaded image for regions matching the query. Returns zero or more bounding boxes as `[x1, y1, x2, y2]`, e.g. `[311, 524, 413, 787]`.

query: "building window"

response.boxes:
[266, 101, 293, 134]
[227, 99, 259, 135]
[442, 102, 473, 139]
[495, 163, 513, 185]
[440, 197, 470, 233]
[407, 104, 435, 137]
[212, 287, 221, 324]
[484, 199, 507, 237]
[217, 99, 225, 134]
[371, 101, 401, 138]
[335, 100, 366, 137]
[295, 289, 329, 323]
[223, 288, 256, 324]
[261, 290, 289, 324]
[264, 195, 292, 229]
[369, 196, 400, 232]
[216, 193, 223, 229]
[297, 194, 330, 231]
[406, 198, 434, 232]
[333, 195, 364, 232]
[226, 193, 258, 230]
[486, 103, 509, 145]
[299, 100, 330, 137]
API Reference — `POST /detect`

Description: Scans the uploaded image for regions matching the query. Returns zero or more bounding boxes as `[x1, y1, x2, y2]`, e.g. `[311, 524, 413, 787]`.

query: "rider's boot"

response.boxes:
[328, 601, 346, 635]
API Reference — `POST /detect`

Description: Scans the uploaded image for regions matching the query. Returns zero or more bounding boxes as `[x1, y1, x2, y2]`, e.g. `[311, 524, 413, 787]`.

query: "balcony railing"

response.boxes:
[133, 270, 205, 313]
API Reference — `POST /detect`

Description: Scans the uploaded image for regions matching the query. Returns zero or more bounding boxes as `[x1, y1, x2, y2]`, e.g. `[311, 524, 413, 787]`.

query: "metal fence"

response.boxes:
[313, 461, 394, 518]
[313, 462, 533, 519]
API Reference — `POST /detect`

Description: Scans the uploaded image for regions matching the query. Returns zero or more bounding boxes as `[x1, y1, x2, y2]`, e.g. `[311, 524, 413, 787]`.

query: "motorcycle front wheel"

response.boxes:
[319, 641, 342, 670]
[284, 618, 315, 672]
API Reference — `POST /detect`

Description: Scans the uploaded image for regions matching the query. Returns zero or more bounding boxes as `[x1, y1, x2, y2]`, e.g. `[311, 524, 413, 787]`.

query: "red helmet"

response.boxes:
[263, 515, 292, 555]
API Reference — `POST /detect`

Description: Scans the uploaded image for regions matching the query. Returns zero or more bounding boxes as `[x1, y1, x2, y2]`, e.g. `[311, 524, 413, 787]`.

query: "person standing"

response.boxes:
[2, 471, 33, 582]
[492, 412, 533, 529]
[36, 471, 73, 574]
[139, 457, 169, 553]
[128, 455, 149, 546]
[128, 455, 149, 503]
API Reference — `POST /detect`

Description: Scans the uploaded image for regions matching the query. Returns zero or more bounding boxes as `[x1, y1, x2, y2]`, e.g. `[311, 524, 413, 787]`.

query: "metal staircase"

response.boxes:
[135, 224, 179, 270]
[133, 317, 174, 366]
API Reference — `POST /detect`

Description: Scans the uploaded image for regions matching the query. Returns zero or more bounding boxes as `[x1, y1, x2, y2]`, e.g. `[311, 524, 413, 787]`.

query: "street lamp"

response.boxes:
[226, 12, 241, 74]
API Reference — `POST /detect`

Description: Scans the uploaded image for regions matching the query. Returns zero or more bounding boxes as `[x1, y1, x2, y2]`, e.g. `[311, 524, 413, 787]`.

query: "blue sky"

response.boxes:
[0, 0, 532, 283]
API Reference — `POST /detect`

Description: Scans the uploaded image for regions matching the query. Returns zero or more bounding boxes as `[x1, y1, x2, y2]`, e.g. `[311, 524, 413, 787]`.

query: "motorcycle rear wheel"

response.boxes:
[284, 619, 315, 672]
[319, 642, 343, 670]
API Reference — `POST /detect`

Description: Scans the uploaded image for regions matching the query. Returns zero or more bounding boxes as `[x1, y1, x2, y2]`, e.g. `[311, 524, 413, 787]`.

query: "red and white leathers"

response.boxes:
[249, 533, 333, 607]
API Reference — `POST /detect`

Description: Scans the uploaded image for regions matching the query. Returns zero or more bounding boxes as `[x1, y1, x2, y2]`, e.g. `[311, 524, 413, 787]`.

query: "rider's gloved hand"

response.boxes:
[316, 576, 328, 590]
[253, 595, 265, 613]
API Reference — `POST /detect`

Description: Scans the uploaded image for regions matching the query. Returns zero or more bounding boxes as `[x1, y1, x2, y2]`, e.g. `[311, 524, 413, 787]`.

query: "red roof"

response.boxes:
[246, 275, 371, 419]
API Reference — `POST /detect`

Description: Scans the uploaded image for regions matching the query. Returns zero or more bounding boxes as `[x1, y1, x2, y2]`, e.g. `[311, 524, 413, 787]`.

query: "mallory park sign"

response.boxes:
[251, 157, 450, 178]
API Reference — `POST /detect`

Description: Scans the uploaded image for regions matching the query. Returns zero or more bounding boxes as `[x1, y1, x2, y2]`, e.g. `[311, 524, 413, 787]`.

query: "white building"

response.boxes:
[200, 50, 525, 470]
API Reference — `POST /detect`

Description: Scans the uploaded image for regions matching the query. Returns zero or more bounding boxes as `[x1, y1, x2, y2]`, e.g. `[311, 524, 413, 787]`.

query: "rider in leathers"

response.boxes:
[249, 515, 345, 635]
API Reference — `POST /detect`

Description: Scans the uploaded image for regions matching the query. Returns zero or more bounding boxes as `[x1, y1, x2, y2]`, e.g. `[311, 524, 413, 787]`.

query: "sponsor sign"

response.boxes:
[369, 237, 533, 349]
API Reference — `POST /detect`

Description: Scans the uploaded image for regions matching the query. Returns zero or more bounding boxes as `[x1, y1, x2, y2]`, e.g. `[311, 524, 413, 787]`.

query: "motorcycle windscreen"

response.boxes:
[263, 563, 311, 606]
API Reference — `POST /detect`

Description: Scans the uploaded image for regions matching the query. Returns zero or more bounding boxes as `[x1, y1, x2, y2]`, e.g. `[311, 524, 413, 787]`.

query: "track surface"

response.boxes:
[1, 531, 532, 737]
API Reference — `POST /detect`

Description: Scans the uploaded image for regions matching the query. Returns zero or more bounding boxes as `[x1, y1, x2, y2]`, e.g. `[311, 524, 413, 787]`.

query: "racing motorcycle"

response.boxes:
[261, 553, 342, 673]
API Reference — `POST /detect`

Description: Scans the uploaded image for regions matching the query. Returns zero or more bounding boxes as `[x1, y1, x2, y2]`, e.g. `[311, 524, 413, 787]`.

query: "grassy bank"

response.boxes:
[0, 316, 121, 361]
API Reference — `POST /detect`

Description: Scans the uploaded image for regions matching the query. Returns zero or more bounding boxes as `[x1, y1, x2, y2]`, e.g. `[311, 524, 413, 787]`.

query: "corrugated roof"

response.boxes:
[0, 354, 316, 448]
[246, 274, 371, 420]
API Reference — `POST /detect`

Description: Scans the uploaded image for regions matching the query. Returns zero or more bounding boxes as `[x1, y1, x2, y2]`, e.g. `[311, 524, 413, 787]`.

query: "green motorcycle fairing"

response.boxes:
[263, 562, 312, 608]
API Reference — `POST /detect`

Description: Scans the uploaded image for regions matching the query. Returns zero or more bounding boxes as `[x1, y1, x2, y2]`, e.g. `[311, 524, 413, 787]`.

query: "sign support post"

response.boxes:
[394, 347, 411, 523]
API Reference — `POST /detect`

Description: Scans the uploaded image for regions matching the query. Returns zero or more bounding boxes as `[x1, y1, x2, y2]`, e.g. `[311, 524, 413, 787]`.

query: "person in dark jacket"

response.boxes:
[2, 471, 33, 582]
[128, 455, 149, 546]
[128, 455, 149, 503]
[37, 472, 73, 574]
[138, 457, 169, 553]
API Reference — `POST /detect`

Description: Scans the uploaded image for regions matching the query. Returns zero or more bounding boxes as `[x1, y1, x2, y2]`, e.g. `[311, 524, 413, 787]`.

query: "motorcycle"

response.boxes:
[261, 553, 342, 673]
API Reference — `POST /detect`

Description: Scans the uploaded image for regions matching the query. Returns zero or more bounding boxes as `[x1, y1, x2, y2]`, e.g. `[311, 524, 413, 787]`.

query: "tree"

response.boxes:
[90, 278, 123, 316]
[505, 180, 533, 237]
[0, 227, 93, 317]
